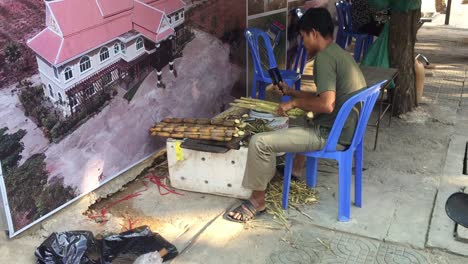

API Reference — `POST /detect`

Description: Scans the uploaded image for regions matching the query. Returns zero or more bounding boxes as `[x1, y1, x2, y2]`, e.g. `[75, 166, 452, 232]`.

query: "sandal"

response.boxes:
[224, 200, 266, 223]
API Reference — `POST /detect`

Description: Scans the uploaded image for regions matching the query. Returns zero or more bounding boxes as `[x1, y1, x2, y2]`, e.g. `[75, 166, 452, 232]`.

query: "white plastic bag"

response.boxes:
[133, 251, 163, 264]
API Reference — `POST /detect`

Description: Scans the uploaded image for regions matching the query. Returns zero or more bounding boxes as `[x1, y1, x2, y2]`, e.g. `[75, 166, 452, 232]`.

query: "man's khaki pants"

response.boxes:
[242, 125, 327, 191]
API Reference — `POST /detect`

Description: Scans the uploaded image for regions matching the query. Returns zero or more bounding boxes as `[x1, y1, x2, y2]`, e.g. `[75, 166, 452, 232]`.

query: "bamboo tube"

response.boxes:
[170, 133, 184, 138]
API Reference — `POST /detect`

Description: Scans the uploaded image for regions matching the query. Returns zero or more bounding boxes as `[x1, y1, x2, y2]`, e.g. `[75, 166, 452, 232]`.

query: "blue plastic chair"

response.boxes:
[335, 1, 374, 62]
[245, 28, 301, 101]
[282, 80, 387, 221]
[292, 8, 307, 75]
[292, 38, 308, 75]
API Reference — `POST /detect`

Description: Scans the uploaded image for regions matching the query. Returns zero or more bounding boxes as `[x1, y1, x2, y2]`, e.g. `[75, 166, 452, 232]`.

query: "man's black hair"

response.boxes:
[297, 8, 334, 38]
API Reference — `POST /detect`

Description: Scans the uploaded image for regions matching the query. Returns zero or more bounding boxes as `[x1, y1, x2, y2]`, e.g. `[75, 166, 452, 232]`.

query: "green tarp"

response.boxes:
[361, 23, 395, 88]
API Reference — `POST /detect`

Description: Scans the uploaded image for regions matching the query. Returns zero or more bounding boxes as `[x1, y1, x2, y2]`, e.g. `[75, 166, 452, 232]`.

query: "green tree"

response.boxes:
[35, 177, 76, 218]
[4, 42, 21, 64]
[5, 153, 48, 214]
[0, 127, 26, 175]
[388, 2, 421, 114]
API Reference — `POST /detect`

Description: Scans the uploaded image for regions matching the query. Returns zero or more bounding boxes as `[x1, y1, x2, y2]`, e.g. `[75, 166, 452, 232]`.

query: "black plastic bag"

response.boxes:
[35, 231, 101, 264]
[101, 226, 178, 263]
[35, 226, 177, 263]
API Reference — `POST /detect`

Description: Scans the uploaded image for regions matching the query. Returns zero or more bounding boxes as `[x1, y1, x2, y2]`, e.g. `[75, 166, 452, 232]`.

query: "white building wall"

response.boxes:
[60, 41, 122, 89]
[37, 35, 149, 116]
[123, 37, 146, 62]
[168, 10, 185, 28]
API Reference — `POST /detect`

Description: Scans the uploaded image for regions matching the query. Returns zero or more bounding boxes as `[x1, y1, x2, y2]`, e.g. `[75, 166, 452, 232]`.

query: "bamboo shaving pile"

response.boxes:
[263, 180, 318, 229]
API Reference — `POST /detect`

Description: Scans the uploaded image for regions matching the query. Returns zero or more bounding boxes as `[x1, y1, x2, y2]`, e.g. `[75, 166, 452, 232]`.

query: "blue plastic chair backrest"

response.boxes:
[336, 1, 354, 33]
[244, 28, 278, 79]
[321, 80, 387, 153]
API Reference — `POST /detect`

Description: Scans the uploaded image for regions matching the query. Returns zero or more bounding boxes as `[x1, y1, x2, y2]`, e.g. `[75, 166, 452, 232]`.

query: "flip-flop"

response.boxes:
[224, 200, 266, 223]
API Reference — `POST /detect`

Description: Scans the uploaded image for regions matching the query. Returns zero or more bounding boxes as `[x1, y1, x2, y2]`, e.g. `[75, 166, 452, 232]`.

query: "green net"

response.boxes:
[367, 0, 421, 12]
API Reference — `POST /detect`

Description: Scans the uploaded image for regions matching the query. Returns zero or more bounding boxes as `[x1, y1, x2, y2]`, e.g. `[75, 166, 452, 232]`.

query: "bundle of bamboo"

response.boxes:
[150, 117, 251, 142]
[230, 97, 313, 119]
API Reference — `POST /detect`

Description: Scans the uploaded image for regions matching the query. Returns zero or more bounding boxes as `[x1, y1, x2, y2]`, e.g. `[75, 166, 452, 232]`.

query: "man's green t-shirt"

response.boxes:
[313, 42, 367, 145]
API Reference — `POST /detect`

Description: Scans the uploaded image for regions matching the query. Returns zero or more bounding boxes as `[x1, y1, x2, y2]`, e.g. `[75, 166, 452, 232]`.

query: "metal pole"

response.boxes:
[445, 0, 452, 25]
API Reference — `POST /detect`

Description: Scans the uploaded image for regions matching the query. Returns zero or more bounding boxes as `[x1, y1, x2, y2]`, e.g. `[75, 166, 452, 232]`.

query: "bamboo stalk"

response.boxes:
[240, 97, 279, 106]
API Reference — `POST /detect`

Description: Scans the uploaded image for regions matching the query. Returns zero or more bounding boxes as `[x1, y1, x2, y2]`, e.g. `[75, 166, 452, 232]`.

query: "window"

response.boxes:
[53, 67, 59, 79]
[175, 13, 180, 21]
[167, 15, 172, 24]
[114, 43, 120, 54]
[120, 43, 126, 54]
[80, 56, 91, 72]
[58, 92, 63, 105]
[181, 12, 184, 18]
[100, 47, 110, 62]
[136, 38, 144, 50]
[64, 67, 73, 81]
[48, 84, 54, 98]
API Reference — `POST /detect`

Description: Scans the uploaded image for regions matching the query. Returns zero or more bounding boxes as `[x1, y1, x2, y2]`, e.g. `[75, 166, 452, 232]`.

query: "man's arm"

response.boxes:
[292, 91, 335, 113]
[273, 82, 317, 98]
[277, 91, 335, 116]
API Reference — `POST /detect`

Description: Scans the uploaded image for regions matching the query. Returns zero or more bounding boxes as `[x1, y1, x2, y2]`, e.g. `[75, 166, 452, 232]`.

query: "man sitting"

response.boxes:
[226, 8, 367, 222]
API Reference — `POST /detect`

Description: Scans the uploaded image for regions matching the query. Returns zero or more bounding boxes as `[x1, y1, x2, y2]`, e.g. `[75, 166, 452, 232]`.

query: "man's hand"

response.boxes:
[277, 100, 295, 117]
[272, 82, 293, 97]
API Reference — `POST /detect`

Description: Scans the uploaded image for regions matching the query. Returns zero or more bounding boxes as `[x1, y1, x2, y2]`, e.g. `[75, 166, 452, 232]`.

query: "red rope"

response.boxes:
[87, 174, 183, 221]
[144, 174, 184, 196]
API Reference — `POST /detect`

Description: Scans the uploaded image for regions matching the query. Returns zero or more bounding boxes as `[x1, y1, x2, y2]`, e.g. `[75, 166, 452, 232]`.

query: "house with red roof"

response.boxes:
[27, 0, 186, 115]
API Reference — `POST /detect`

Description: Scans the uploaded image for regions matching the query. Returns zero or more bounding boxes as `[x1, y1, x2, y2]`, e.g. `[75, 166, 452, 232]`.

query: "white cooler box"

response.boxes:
[166, 139, 252, 199]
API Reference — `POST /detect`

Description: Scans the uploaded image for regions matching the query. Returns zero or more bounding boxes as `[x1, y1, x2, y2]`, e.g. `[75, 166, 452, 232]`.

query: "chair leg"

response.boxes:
[281, 96, 291, 102]
[306, 157, 318, 188]
[295, 79, 301, 91]
[258, 82, 266, 100]
[300, 48, 307, 74]
[282, 153, 295, 209]
[347, 35, 352, 47]
[354, 141, 363, 207]
[353, 37, 363, 62]
[337, 156, 352, 221]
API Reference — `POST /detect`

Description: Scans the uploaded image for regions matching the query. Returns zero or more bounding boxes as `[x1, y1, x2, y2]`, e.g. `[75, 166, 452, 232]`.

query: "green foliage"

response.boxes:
[5, 153, 77, 228]
[50, 90, 112, 140]
[4, 154, 48, 213]
[17, 80, 47, 118]
[43, 112, 59, 131]
[0, 127, 26, 175]
[17, 79, 112, 141]
[4, 41, 21, 64]
[35, 177, 76, 219]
